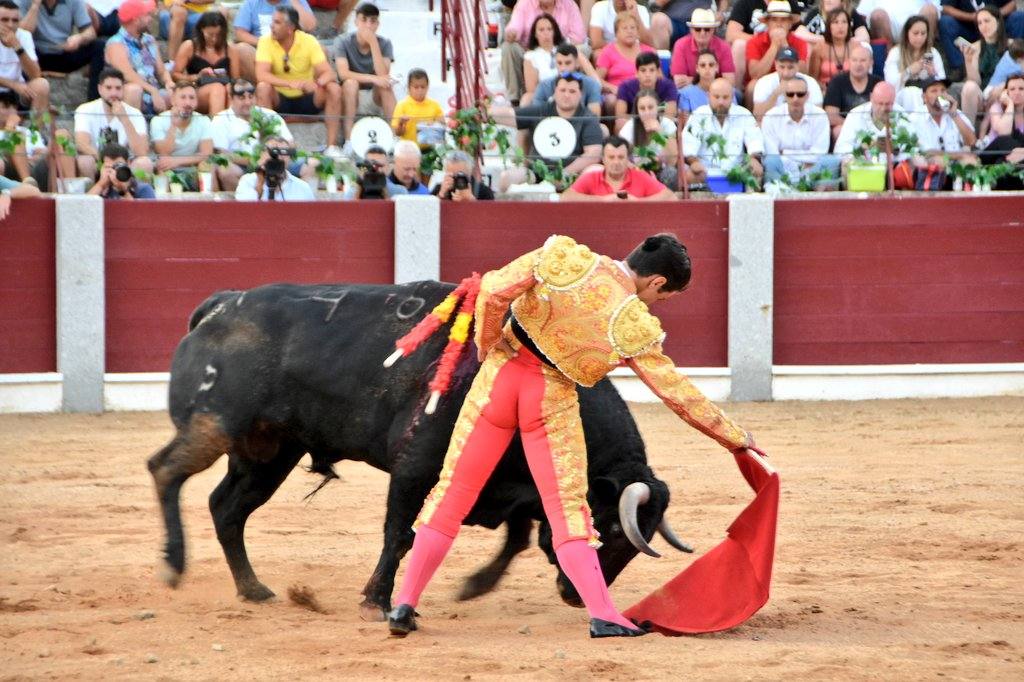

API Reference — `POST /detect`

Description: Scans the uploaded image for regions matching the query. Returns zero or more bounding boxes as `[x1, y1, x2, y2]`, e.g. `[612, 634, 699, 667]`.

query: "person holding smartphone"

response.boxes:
[172, 11, 240, 115]
[560, 134, 677, 200]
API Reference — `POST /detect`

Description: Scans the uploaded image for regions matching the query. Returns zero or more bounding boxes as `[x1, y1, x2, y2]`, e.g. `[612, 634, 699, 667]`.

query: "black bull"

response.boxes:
[148, 281, 688, 618]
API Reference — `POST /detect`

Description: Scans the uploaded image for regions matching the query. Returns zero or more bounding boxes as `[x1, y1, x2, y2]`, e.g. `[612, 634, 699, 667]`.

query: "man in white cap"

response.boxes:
[668, 7, 736, 87]
[752, 45, 822, 119]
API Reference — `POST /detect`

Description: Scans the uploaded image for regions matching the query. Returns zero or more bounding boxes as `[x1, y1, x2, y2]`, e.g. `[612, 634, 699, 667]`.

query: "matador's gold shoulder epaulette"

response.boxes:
[608, 295, 666, 358]
[535, 235, 599, 290]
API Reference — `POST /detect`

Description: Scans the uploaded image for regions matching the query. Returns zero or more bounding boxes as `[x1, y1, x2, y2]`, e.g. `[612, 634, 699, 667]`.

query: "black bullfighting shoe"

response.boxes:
[589, 618, 649, 638]
[388, 604, 419, 637]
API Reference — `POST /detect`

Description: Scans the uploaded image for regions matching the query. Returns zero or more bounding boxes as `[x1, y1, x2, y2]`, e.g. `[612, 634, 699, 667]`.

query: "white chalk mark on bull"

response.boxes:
[198, 365, 218, 392]
[311, 291, 348, 322]
[396, 297, 425, 320]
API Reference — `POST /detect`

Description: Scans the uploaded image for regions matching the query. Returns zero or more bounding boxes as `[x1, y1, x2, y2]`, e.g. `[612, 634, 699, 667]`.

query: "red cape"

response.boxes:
[624, 449, 779, 635]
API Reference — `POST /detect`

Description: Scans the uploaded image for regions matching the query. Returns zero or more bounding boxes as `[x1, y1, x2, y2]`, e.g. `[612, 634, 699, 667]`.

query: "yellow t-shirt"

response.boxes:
[163, 0, 212, 14]
[255, 31, 326, 99]
[391, 96, 444, 142]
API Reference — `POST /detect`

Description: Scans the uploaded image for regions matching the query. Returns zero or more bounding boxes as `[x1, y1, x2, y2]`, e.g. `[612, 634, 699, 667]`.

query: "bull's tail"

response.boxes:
[187, 289, 243, 331]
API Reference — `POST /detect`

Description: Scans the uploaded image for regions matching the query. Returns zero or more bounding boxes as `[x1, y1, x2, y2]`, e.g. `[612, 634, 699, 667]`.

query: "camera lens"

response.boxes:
[114, 164, 132, 182]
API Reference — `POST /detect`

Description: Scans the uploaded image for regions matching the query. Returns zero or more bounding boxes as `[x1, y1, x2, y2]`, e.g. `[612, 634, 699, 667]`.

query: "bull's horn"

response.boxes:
[657, 518, 694, 553]
[383, 348, 404, 368]
[618, 482, 660, 558]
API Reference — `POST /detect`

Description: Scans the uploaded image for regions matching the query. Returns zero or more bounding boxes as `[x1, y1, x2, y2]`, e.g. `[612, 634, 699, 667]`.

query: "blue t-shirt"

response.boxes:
[678, 85, 740, 112]
[533, 74, 602, 108]
[988, 52, 1023, 91]
[234, 0, 313, 38]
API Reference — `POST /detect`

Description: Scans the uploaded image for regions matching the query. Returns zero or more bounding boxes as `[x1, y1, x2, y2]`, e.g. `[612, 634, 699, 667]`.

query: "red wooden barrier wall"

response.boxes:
[104, 201, 395, 373]
[774, 196, 1024, 365]
[440, 201, 730, 366]
[0, 199, 56, 373]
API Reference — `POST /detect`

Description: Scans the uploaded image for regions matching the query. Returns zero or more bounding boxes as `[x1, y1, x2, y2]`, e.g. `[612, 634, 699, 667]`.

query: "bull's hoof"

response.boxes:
[157, 560, 182, 589]
[359, 600, 387, 622]
[456, 571, 500, 601]
[237, 582, 276, 602]
[557, 581, 584, 608]
[387, 603, 418, 637]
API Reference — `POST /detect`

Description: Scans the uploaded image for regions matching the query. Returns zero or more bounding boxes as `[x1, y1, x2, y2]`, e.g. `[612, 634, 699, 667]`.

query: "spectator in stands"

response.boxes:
[618, 88, 679, 188]
[986, 39, 1024, 98]
[959, 6, 1012, 129]
[590, 0, 671, 51]
[74, 67, 152, 180]
[745, 0, 809, 95]
[834, 82, 906, 182]
[18, 0, 104, 100]
[980, 72, 1024, 187]
[761, 74, 840, 188]
[795, 0, 871, 48]
[823, 42, 881, 139]
[520, 14, 565, 107]
[235, 134, 314, 200]
[856, 0, 939, 47]
[726, 0, 802, 86]
[389, 140, 430, 195]
[596, 11, 656, 91]
[391, 69, 443, 143]
[561, 134, 677, 199]
[940, 2, 1023, 82]
[884, 14, 946, 91]
[0, 0, 49, 120]
[105, 0, 175, 115]
[256, 5, 343, 155]
[0, 89, 46, 183]
[682, 77, 764, 185]
[343, 144, 406, 198]
[210, 78, 298, 191]
[501, 0, 585, 103]
[335, 2, 394, 144]
[524, 43, 602, 114]
[670, 8, 735, 88]
[86, 142, 157, 198]
[150, 81, 213, 189]
[160, 0, 219, 61]
[678, 48, 739, 121]
[332, 0, 357, 35]
[808, 6, 862, 90]
[171, 11, 239, 115]
[0, 173, 41, 221]
[432, 149, 496, 201]
[233, 0, 316, 83]
[913, 76, 978, 166]
[614, 51, 677, 128]
[490, 72, 603, 189]
[651, 0, 732, 48]
[752, 46, 823, 119]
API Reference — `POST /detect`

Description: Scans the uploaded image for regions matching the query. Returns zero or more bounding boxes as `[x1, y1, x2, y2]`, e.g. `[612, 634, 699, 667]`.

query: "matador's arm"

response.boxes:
[474, 247, 543, 354]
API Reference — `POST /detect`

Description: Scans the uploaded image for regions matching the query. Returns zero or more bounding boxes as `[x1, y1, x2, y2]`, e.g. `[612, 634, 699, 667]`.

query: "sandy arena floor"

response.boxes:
[1, 397, 1022, 680]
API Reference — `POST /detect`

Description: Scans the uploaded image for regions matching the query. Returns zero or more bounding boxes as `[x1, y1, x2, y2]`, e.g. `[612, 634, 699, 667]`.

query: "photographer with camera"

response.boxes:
[234, 135, 313, 200]
[87, 143, 157, 199]
[342, 145, 406, 199]
[431, 149, 495, 201]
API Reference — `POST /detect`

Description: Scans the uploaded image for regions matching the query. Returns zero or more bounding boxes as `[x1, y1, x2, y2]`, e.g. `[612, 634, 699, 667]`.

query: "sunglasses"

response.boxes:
[558, 70, 584, 79]
[232, 87, 255, 97]
[691, 27, 714, 33]
[785, 91, 808, 98]
[282, 54, 290, 73]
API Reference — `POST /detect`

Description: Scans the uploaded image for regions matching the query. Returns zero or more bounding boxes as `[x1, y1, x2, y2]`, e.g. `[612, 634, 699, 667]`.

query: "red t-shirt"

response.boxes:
[744, 33, 808, 70]
[569, 167, 667, 197]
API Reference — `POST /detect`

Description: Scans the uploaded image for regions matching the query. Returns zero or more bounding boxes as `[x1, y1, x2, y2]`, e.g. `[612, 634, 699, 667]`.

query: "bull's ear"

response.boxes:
[590, 477, 620, 506]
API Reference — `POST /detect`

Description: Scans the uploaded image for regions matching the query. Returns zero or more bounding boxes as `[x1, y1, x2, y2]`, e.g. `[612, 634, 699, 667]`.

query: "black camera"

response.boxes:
[113, 162, 133, 183]
[452, 172, 470, 191]
[262, 146, 289, 188]
[356, 159, 388, 200]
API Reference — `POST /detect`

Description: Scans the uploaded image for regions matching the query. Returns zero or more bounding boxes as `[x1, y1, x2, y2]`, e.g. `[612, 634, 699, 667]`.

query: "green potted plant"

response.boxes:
[166, 169, 188, 195]
[947, 159, 1023, 192]
[847, 114, 919, 192]
[691, 120, 746, 193]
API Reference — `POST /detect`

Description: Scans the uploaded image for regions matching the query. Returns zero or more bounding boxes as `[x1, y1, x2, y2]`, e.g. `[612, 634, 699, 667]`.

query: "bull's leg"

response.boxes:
[209, 444, 304, 602]
[456, 515, 533, 601]
[147, 414, 231, 588]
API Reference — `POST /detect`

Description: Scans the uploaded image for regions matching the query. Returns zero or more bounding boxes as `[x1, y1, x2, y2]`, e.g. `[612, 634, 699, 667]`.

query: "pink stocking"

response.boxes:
[555, 539, 635, 628]
[394, 525, 455, 608]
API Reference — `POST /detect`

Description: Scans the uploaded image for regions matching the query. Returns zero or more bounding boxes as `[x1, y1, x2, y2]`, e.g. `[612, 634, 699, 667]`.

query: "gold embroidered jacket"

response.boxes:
[474, 235, 751, 451]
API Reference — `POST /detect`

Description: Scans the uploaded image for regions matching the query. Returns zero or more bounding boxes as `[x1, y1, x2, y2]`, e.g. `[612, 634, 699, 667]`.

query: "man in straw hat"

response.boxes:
[669, 7, 737, 87]
[649, 1, 731, 47]
[726, 0, 802, 85]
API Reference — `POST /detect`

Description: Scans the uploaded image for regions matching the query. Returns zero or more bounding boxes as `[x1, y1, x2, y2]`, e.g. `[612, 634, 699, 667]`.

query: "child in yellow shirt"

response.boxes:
[391, 69, 444, 143]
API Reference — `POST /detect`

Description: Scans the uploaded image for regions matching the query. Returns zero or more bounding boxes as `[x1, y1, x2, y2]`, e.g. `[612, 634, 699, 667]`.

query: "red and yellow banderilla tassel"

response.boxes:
[383, 273, 482, 414]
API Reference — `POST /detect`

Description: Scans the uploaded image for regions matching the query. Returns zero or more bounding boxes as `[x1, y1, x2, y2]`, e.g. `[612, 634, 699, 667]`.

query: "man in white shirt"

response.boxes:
[150, 81, 213, 191]
[0, 0, 50, 120]
[235, 136, 314, 200]
[751, 46, 822, 120]
[761, 74, 839, 188]
[910, 76, 978, 170]
[834, 81, 911, 186]
[682, 77, 764, 184]
[209, 78, 294, 191]
[74, 67, 152, 179]
[589, 0, 672, 50]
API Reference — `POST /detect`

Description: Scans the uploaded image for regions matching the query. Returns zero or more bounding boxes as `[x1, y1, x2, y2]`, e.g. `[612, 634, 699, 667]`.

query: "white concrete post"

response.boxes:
[728, 194, 775, 401]
[56, 195, 105, 412]
[393, 195, 441, 283]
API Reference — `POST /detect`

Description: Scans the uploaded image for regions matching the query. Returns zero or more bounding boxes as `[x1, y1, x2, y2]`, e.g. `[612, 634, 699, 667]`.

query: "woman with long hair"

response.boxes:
[172, 11, 240, 115]
[883, 14, 945, 90]
[521, 13, 565, 106]
[619, 88, 680, 188]
[960, 5, 1011, 128]
[797, 0, 871, 46]
[810, 7, 859, 89]
[677, 49, 737, 124]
